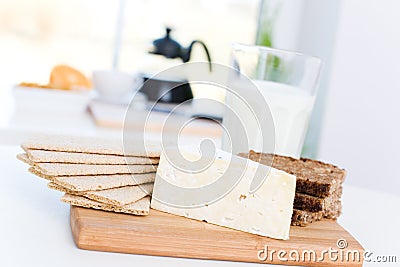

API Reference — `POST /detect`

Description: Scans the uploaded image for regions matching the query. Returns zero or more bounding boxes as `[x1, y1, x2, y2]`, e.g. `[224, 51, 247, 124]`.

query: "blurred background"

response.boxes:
[0, 0, 399, 195]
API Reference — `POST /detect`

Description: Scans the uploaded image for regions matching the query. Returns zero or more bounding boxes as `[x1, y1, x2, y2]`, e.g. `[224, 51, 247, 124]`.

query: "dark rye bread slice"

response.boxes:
[291, 204, 341, 226]
[294, 194, 342, 219]
[324, 199, 342, 219]
[291, 199, 342, 226]
[294, 186, 343, 212]
[291, 209, 323, 227]
[295, 193, 327, 212]
[239, 151, 346, 198]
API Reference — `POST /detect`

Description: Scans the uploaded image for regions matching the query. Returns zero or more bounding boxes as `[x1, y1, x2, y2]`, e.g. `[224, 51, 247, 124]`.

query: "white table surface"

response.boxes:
[1, 145, 399, 267]
[0, 88, 221, 148]
[1, 87, 399, 266]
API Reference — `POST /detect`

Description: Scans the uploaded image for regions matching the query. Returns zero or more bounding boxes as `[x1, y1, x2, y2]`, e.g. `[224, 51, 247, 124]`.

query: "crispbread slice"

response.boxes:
[48, 182, 153, 207]
[57, 173, 155, 191]
[84, 183, 153, 206]
[29, 167, 55, 181]
[61, 194, 150, 215]
[29, 167, 155, 191]
[21, 135, 161, 157]
[24, 149, 159, 165]
[48, 182, 85, 195]
[17, 153, 34, 165]
[33, 162, 157, 176]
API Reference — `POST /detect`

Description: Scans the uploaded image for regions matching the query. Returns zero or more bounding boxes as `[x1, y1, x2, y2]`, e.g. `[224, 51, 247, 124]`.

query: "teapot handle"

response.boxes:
[182, 40, 212, 72]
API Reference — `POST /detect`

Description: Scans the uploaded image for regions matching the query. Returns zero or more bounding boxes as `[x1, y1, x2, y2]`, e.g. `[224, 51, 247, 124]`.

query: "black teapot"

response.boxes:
[150, 27, 212, 71]
[140, 28, 212, 104]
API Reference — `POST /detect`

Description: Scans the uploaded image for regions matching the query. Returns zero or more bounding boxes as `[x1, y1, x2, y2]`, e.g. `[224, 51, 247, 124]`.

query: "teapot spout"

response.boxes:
[181, 40, 212, 71]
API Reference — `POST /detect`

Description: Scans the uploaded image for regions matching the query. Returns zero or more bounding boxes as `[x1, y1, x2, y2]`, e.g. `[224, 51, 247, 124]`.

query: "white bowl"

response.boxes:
[92, 70, 141, 101]
[13, 86, 91, 114]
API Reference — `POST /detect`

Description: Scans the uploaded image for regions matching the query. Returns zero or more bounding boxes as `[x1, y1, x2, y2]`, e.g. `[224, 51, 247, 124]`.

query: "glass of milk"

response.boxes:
[222, 43, 322, 158]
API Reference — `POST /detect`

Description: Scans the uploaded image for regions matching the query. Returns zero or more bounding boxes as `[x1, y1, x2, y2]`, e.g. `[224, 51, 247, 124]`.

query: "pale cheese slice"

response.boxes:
[151, 147, 296, 240]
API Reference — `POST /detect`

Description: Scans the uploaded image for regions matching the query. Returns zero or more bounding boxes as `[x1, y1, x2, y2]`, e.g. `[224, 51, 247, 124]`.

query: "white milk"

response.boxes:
[222, 80, 315, 158]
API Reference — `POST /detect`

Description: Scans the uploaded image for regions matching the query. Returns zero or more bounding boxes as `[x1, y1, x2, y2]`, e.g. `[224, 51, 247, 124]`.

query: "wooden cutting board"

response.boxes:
[70, 206, 364, 266]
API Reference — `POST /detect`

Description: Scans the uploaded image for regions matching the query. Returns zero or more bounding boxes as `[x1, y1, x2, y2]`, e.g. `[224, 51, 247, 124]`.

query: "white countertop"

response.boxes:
[1, 145, 399, 267]
[0, 88, 221, 148]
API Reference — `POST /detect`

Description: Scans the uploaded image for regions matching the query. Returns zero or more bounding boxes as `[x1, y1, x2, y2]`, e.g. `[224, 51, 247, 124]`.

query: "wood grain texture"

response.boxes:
[70, 206, 364, 266]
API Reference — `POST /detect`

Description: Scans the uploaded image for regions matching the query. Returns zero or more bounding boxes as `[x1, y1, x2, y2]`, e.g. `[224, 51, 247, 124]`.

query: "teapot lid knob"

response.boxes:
[165, 27, 172, 37]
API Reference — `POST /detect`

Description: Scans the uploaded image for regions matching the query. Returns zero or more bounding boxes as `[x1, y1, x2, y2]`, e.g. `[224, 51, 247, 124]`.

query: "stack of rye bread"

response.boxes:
[17, 136, 345, 227]
[239, 150, 346, 226]
[17, 136, 161, 216]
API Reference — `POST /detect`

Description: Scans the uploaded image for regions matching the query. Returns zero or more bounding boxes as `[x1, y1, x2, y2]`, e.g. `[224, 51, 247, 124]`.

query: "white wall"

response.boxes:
[266, 0, 341, 158]
[319, 0, 400, 195]
[296, 0, 340, 158]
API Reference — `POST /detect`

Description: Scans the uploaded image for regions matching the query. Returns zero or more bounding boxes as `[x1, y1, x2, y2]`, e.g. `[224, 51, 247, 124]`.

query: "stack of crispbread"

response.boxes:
[17, 135, 161, 216]
[239, 150, 346, 227]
